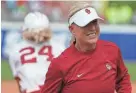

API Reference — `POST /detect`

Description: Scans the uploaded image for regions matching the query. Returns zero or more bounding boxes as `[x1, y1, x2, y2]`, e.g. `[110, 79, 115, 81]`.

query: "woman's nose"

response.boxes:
[89, 24, 96, 30]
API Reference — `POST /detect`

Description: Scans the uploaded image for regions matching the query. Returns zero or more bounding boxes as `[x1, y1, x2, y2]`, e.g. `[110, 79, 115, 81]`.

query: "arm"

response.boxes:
[8, 56, 18, 77]
[41, 59, 63, 93]
[15, 77, 22, 93]
[115, 48, 132, 93]
[8, 54, 22, 93]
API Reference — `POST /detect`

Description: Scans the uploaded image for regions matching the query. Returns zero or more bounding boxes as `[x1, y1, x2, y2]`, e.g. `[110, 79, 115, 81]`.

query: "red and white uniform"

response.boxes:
[8, 40, 65, 93]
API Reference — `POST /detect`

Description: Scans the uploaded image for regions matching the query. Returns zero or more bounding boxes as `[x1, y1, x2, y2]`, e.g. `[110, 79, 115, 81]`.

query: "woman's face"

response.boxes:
[70, 19, 100, 45]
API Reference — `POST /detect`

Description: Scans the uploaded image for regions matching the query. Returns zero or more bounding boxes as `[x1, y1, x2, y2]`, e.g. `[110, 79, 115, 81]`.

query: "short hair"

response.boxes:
[68, 2, 91, 20]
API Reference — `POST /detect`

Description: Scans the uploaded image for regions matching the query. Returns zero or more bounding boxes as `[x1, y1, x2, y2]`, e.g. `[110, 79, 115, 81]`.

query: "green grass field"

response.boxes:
[1, 60, 136, 81]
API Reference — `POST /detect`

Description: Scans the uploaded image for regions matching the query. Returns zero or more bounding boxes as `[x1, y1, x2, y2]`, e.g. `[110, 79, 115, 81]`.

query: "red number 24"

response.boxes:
[19, 46, 54, 64]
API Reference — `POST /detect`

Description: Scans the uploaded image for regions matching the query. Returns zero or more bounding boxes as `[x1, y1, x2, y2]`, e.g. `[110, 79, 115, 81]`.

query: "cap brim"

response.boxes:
[74, 16, 103, 27]
[69, 7, 104, 27]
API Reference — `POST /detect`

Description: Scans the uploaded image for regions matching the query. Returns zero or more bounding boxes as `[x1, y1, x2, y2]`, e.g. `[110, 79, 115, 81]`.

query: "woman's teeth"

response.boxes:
[87, 32, 96, 36]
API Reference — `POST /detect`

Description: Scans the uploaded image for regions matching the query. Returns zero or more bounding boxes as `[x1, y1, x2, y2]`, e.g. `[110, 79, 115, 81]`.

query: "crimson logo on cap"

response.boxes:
[85, 9, 91, 14]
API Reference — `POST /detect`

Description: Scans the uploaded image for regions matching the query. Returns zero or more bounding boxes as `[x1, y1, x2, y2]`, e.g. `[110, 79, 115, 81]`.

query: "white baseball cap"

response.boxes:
[23, 12, 49, 31]
[69, 7, 103, 27]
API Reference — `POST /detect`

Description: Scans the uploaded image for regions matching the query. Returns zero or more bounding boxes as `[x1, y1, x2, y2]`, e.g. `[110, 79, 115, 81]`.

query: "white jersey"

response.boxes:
[8, 40, 65, 93]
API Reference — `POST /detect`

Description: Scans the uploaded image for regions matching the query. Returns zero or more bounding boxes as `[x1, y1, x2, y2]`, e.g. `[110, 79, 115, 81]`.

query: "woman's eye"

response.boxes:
[93, 20, 97, 24]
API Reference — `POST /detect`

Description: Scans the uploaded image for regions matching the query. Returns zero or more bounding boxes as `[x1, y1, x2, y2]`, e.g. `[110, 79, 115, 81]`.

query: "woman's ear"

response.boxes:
[69, 25, 75, 35]
[69, 25, 73, 32]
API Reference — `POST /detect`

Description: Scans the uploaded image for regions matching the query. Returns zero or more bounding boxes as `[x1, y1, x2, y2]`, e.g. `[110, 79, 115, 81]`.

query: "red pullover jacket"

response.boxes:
[41, 40, 132, 93]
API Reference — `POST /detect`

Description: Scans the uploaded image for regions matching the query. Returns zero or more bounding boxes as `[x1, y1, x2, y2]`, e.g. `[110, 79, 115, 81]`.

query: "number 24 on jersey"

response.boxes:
[19, 46, 54, 64]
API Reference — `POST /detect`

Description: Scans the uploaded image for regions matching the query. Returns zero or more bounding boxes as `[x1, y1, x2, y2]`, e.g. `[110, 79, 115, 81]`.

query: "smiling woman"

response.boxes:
[70, 19, 100, 52]
[68, 5, 103, 52]
[41, 2, 132, 93]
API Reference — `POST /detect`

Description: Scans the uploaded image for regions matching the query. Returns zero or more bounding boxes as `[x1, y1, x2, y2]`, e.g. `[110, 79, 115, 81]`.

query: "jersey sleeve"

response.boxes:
[41, 58, 63, 93]
[8, 47, 19, 77]
[115, 48, 132, 93]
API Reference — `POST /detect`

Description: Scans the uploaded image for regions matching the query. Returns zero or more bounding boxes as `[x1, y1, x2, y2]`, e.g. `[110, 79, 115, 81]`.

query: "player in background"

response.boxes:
[8, 12, 65, 93]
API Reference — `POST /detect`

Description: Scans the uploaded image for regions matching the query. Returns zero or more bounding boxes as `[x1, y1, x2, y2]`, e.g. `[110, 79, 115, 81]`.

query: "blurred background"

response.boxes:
[1, 1, 136, 93]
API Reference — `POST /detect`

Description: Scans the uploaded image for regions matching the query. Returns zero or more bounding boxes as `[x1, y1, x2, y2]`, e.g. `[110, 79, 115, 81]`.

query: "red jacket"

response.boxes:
[41, 40, 132, 93]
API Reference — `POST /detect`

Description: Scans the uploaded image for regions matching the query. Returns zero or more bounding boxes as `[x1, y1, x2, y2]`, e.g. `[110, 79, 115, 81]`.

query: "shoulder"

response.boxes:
[59, 44, 74, 58]
[50, 52, 69, 75]
[51, 44, 74, 68]
[51, 44, 72, 61]
[98, 40, 119, 50]
[98, 40, 120, 59]
[9, 40, 31, 55]
[8, 42, 22, 60]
